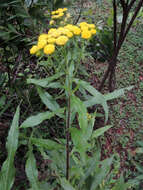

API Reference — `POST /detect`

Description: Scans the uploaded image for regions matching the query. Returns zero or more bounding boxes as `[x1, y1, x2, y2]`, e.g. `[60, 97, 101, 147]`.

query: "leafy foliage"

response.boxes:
[0, 106, 20, 190]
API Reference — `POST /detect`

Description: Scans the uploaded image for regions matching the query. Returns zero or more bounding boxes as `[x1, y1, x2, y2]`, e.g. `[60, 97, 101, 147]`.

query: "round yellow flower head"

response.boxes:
[57, 27, 65, 35]
[64, 24, 74, 32]
[38, 33, 49, 41]
[47, 37, 56, 44]
[48, 28, 56, 35]
[63, 8, 67, 12]
[80, 25, 89, 32]
[81, 30, 92, 39]
[90, 29, 96, 35]
[30, 45, 39, 54]
[51, 15, 59, 19]
[54, 10, 58, 14]
[72, 26, 81, 35]
[64, 29, 73, 38]
[79, 22, 89, 28]
[44, 44, 55, 55]
[49, 20, 55, 25]
[56, 35, 69, 45]
[57, 8, 64, 13]
[58, 12, 64, 17]
[37, 39, 47, 49]
[88, 24, 95, 29]
[51, 30, 61, 38]
[51, 11, 56, 15]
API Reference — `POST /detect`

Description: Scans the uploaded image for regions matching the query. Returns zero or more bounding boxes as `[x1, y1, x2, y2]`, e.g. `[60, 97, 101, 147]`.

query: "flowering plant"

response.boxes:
[22, 7, 133, 189]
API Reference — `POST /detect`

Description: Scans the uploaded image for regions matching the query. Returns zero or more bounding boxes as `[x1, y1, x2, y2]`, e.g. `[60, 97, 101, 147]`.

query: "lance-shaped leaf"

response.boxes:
[92, 125, 112, 139]
[74, 79, 109, 123]
[90, 156, 113, 190]
[70, 95, 89, 161]
[27, 72, 64, 88]
[26, 149, 40, 190]
[71, 95, 87, 132]
[0, 106, 20, 190]
[60, 178, 76, 190]
[104, 86, 134, 101]
[31, 138, 64, 150]
[20, 108, 64, 128]
[37, 87, 64, 118]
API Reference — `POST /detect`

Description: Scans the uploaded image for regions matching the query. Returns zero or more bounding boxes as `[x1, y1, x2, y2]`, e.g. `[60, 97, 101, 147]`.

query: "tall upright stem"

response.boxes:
[66, 95, 70, 180]
[65, 57, 71, 180]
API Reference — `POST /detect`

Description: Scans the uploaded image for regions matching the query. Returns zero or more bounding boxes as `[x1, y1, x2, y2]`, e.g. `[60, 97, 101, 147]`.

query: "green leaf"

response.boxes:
[46, 82, 63, 89]
[112, 175, 128, 190]
[69, 61, 74, 79]
[60, 178, 76, 190]
[92, 125, 112, 139]
[0, 95, 6, 107]
[70, 95, 89, 161]
[79, 151, 101, 187]
[31, 138, 64, 150]
[27, 72, 64, 88]
[37, 87, 64, 118]
[104, 86, 134, 101]
[70, 128, 87, 151]
[20, 111, 55, 128]
[20, 108, 64, 128]
[0, 106, 20, 190]
[8, 24, 18, 33]
[26, 149, 40, 190]
[37, 87, 59, 110]
[71, 95, 87, 133]
[90, 156, 113, 190]
[74, 79, 109, 123]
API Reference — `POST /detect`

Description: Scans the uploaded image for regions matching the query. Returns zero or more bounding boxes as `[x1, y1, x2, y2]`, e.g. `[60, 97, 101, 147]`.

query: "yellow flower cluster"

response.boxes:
[50, 8, 71, 26]
[51, 8, 67, 20]
[79, 22, 96, 39]
[30, 17, 96, 56]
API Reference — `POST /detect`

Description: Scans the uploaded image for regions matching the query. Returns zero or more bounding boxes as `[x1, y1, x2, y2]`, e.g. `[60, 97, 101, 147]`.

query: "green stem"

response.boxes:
[66, 94, 70, 180]
[65, 56, 71, 180]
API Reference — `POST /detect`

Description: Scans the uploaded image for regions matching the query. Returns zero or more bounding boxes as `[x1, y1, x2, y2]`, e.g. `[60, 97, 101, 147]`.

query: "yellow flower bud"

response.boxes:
[56, 35, 69, 45]
[81, 31, 92, 39]
[37, 39, 47, 49]
[30, 45, 39, 54]
[88, 24, 95, 29]
[47, 38, 56, 44]
[63, 8, 67, 12]
[72, 26, 81, 35]
[44, 44, 55, 55]
[90, 29, 96, 35]
[49, 20, 55, 25]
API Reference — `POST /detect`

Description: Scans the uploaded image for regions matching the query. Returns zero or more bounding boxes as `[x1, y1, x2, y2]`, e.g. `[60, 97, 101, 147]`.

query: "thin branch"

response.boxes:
[115, 7, 128, 55]
[127, 0, 136, 11]
[123, 0, 143, 40]
[73, 0, 84, 24]
[126, 0, 130, 6]
[113, 0, 117, 49]
[120, 0, 126, 9]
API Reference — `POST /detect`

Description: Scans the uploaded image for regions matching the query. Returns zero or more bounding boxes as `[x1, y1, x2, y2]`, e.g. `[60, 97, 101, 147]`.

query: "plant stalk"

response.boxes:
[66, 94, 71, 180]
